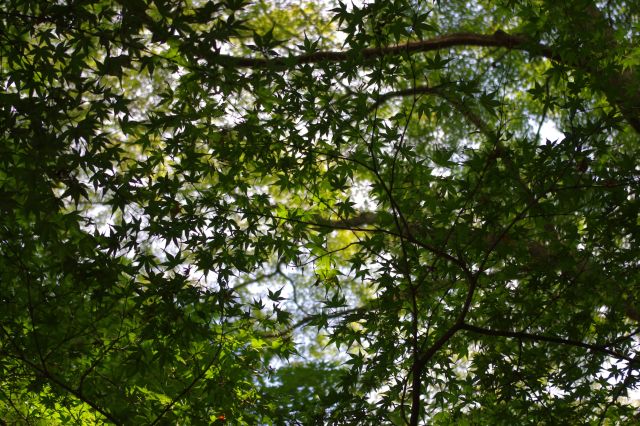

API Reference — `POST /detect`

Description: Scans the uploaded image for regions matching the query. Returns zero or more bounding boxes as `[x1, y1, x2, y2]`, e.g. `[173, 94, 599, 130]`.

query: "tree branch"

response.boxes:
[149, 343, 224, 426]
[212, 31, 555, 68]
[460, 323, 637, 365]
[368, 84, 450, 112]
[215, 28, 638, 133]
[409, 272, 477, 426]
[261, 306, 370, 339]
[2, 349, 120, 425]
[311, 211, 378, 229]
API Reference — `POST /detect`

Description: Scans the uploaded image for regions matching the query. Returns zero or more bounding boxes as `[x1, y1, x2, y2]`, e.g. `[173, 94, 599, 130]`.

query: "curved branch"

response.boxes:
[213, 27, 636, 132]
[7, 6, 638, 133]
[212, 31, 555, 68]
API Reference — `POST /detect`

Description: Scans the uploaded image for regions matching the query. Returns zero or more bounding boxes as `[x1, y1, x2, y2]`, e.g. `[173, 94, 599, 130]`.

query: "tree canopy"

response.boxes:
[1, 0, 640, 424]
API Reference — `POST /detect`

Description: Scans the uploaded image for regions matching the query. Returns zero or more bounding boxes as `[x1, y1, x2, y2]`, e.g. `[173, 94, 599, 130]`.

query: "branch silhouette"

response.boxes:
[212, 31, 556, 68]
[460, 323, 637, 364]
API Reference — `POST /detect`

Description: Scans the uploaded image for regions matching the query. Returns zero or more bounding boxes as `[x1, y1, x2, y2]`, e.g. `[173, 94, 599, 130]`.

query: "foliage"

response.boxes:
[1, 0, 639, 424]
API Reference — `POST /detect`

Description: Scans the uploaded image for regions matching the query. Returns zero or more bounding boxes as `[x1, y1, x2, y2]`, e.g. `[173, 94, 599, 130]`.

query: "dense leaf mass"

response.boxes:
[1, 0, 639, 424]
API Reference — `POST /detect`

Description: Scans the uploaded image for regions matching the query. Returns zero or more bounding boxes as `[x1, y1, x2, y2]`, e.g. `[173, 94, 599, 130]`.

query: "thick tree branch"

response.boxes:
[212, 31, 555, 68]
[7, 4, 638, 132]
[216, 28, 638, 133]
